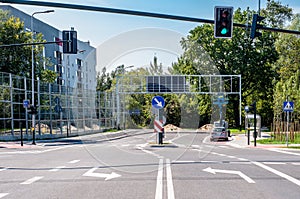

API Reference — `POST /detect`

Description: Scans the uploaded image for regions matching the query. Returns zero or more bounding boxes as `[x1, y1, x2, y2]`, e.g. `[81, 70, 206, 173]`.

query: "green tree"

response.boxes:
[0, 10, 47, 78]
[172, 1, 292, 127]
[273, 14, 300, 118]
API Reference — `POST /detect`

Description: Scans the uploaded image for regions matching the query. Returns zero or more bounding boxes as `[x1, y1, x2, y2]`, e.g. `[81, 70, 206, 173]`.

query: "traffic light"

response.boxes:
[214, 6, 234, 38]
[250, 14, 265, 39]
[62, 30, 77, 54]
[28, 105, 38, 115]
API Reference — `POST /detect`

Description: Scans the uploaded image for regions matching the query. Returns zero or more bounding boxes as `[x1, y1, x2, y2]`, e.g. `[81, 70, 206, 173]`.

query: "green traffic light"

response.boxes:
[221, 28, 228, 35]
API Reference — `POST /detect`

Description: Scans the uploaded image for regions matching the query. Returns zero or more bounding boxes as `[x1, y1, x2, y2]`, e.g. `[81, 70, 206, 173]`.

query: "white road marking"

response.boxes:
[166, 159, 175, 199]
[203, 167, 255, 184]
[268, 148, 300, 156]
[291, 163, 300, 166]
[252, 161, 300, 187]
[0, 168, 7, 172]
[83, 168, 121, 180]
[20, 176, 44, 185]
[262, 162, 286, 165]
[173, 160, 196, 164]
[68, 159, 80, 164]
[0, 193, 9, 198]
[49, 166, 66, 172]
[227, 155, 237, 159]
[155, 159, 163, 199]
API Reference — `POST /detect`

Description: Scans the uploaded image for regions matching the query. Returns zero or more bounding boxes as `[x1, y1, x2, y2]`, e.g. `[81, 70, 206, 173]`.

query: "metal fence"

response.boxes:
[0, 72, 116, 140]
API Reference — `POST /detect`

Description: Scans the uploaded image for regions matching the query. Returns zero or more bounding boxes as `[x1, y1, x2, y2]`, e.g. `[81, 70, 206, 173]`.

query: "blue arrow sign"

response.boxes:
[152, 96, 165, 109]
[283, 101, 294, 112]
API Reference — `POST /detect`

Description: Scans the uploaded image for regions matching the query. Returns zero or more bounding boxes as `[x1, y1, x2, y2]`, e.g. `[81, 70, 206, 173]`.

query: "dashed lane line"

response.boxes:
[49, 166, 66, 172]
[68, 159, 80, 164]
[20, 176, 44, 185]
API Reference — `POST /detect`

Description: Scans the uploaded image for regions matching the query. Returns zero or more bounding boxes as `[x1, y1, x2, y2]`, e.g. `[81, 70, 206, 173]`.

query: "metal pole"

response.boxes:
[31, 10, 54, 145]
[286, 111, 289, 147]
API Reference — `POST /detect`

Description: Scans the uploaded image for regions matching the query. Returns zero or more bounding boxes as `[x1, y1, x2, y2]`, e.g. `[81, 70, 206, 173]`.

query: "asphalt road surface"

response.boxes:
[1, 129, 300, 199]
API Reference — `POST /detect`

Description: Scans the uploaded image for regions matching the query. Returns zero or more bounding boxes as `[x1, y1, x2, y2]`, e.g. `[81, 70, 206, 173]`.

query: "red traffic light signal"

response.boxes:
[214, 6, 234, 38]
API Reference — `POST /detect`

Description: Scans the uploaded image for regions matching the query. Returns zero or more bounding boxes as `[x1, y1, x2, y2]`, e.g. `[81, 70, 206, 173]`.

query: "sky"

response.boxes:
[2, 0, 300, 72]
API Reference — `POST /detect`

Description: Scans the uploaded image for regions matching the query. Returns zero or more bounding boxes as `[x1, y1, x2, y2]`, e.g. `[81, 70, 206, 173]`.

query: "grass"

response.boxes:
[257, 133, 300, 145]
[229, 128, 245, 134]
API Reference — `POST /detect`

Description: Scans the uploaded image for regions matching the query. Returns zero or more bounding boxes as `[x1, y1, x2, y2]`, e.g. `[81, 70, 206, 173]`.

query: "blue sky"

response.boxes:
[4, 0, 300, 72]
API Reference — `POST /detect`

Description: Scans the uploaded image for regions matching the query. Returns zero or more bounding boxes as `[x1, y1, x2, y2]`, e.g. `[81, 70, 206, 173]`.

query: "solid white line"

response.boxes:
[155, 159, 163, 199]
[166, 159, 175, 199]
[20, 176, 44, 185]
[252, 161, 300, 187]
[49, 166, 66, 172]
[291, 163, 300, 166]
[268, 148, 300, 156]
[172, 160, 195, 163]
[0, 193, 9, 198]
[68, 160, 80, 164]
[262, 162, 286, 165]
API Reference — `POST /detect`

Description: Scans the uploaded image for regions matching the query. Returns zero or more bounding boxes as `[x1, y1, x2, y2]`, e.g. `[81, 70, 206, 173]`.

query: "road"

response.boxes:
[1, 129, 300, 199]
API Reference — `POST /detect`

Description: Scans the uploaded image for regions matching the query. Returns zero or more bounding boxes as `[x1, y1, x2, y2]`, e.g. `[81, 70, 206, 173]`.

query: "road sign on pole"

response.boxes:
[152, 96, 165, 109]
[23, 100, 30, 108]
[283, 101, 294, 112]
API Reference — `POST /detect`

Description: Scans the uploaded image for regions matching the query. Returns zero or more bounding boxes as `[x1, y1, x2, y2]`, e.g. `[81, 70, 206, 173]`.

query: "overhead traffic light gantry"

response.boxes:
[214, 6, 234, 38]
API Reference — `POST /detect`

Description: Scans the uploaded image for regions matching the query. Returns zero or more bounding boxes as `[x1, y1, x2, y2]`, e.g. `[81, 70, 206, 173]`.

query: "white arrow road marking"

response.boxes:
[0, 193, 9, 198]
[203, 167, 255, 184]
[20, 176, 44, 185]
[154, 98, 162, 107]
[83, 168, 121, 181]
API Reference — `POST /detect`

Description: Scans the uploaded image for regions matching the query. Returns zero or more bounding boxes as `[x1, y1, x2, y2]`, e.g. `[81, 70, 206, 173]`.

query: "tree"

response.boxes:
[172, 1, 293, 127]
[0, 10, 47, 78]
[273, 14, 300, 118]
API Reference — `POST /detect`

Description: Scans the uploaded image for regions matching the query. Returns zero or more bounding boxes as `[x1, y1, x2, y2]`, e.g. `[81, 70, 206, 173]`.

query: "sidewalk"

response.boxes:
[229, 133, 300, 149]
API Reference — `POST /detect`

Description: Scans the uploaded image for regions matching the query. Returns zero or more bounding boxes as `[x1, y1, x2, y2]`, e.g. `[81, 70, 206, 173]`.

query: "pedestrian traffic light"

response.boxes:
[250, 14, 265, 39]
[62, 30, 77, 54]
[214, 6, 234, 38]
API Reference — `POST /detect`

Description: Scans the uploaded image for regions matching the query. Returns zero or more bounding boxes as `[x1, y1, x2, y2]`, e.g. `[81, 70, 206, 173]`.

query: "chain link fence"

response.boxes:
[0, 72, 116, 140]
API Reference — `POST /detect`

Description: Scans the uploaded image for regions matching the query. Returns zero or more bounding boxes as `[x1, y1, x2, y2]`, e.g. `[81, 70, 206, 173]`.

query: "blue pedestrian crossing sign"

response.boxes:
[283, 101, 294, 112]
[152, 96, 165, 109]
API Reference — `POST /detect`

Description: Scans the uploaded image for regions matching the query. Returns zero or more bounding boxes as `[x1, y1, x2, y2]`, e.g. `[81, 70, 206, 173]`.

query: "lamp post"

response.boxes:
[116, 65, 134, 130]
[31, 10, 54, 144]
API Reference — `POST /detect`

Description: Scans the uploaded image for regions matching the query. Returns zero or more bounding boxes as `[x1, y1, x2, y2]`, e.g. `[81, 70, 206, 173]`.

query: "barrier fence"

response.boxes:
[0, 72, 116, 140]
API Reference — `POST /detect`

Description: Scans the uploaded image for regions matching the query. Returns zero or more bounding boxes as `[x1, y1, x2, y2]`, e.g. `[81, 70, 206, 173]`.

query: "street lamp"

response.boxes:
[31, 10, 54, 144]
[116, 65, 134, 130]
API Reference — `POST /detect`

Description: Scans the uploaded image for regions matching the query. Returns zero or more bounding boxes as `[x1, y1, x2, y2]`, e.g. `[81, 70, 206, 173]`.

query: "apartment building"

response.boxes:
[0, 5, 97, 91]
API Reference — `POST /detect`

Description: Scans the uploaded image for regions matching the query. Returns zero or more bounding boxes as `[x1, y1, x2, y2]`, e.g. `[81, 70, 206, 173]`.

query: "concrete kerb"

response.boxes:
[0, 129, 152, 149]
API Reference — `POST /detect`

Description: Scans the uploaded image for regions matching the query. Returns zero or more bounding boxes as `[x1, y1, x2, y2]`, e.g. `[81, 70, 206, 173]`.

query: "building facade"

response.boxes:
[0, 5, 97, 91]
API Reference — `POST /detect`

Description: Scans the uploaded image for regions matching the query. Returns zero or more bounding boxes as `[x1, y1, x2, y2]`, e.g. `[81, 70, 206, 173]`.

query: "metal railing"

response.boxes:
[0, 72, 116, 140]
